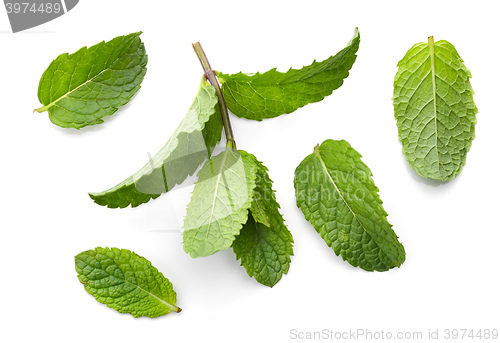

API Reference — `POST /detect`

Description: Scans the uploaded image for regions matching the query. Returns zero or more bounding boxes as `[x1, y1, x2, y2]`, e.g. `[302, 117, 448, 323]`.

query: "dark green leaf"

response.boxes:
[218, 28, 359, 120]
[36, 32, 147, 129]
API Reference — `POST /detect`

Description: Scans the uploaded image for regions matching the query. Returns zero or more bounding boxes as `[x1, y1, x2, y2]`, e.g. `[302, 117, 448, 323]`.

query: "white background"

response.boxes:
[1, 1, 499, 342]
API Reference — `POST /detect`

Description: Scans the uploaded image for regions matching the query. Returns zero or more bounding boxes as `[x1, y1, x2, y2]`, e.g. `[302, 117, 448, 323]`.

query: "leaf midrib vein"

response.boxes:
[40, 68, 109, 111]
[199, 148, 232, 247]
[41, 47, 141, 112]
[122, 278, 177, 313]
[429, 38, 440, 173]
[314, 150, 368, 236]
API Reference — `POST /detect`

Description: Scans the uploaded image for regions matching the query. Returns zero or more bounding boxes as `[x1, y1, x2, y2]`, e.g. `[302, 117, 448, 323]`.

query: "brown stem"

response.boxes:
[192, 42, 236, 149]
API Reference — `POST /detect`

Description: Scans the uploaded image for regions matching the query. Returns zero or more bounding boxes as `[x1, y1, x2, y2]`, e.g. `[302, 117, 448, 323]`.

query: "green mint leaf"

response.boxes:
[218, 28, 360, 120]
[89, 79, 222, 208]
[183, 149, 257, 258]
[75, 247, 181, 318]
[233, 155, 294, 287]
[35, 32, 147, 129]
[393, 37, 478, 181]
[294, 140, 405, 271]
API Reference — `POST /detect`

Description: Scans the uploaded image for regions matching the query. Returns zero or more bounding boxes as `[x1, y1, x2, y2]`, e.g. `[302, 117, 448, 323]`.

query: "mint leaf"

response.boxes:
[294, 140, 405, 271]
[89, 79, 222, 208]
[35, 32, 147, 129]
[393, 36, 478, 181]
[183, 149, 257, 258]
[218, 28, 360, 120]
[233, 155, 293, 287]
[75, 247, 181, 318]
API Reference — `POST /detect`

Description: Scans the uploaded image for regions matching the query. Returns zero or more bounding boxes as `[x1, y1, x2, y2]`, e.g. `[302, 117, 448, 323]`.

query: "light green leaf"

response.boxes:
[393, 36, 478, 181]
[75, 247, 181, 318]
[294, 140, 405, 271]
[218, 28, 360, 120]
[89, 79, 222, 208]
[233, 155, 293, 287]
[36, 32, 147, 129]
[183, 149, 257, 258]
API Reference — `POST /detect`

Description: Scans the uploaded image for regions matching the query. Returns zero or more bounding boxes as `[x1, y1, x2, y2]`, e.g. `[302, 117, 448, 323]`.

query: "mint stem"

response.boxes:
[192, 42, 236, 149]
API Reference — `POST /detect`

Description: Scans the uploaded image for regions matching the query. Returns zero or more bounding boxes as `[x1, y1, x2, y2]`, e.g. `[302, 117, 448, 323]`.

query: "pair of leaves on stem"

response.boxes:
[35, 28, 360, 128]
[394, 37, 478, 181]
[87, 27, 360, 209]
[294, 140, 405, 271]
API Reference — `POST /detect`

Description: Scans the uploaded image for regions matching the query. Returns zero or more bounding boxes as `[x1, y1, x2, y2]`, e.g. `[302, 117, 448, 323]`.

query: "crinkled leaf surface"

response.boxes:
[89, 79, 222, 208]
[218, 28, 360, 120]
[393, 37, 477, 181]
[294, 140, 405, 271]
[36, 32, 147, 129]
[233, 155, 293, 287]
[183, 149, 257, 258]
[75, 247, 180, 318]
